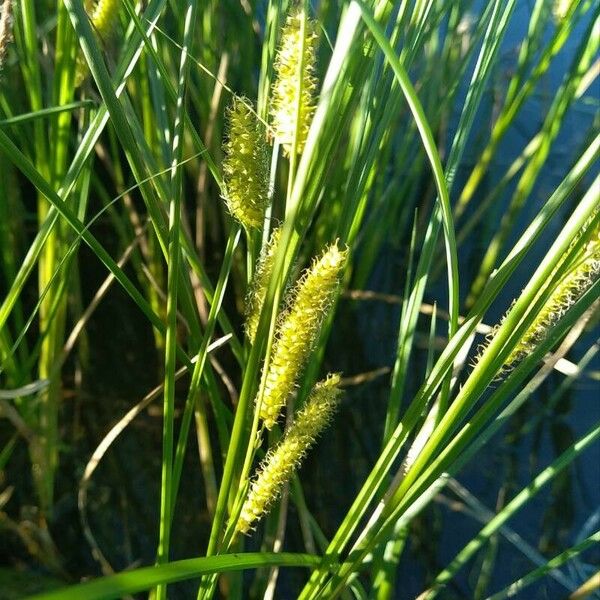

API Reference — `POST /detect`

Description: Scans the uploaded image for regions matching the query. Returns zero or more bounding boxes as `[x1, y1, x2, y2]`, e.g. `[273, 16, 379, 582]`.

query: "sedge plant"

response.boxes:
[0, 1, 598, 599]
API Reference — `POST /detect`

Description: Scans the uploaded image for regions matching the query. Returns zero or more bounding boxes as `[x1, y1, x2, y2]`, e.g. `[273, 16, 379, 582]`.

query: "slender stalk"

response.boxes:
[156, 4, 197, 600]
[171, 226, 241, 513]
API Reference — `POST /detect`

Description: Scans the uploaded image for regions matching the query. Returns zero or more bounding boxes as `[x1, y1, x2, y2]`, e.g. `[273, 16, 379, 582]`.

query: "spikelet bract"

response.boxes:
[269, 8, 318, 156]
[237, 374, 341, 535]
[222, 97, 270, 230]
[245, 228, 281, 343]
[258, 242, 347, 429]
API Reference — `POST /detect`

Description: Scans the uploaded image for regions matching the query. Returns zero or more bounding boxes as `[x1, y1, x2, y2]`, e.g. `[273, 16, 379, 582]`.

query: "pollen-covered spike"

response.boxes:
[75, 0, 120, 86]
[221, 97, 270, 230]
[478, 219, 600, 374]
[504, 225, 599, 368]
[245, 228, 281, 343]
[257, 242, 347, 429]
[552, 0, 573, 23]
[237, 374, 341, 535]
[269, 7, 318, 156]
[89, 0, 119, 38]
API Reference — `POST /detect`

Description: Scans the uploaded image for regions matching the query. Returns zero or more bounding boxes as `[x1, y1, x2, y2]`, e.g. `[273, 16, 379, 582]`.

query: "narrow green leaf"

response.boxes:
[26, 553, 330, 600]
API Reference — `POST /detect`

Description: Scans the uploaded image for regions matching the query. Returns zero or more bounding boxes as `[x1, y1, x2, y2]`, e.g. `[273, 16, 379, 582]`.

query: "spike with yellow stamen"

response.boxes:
[479, 219, 600, 374]
[222, 97, 270, 230]
[269, 7, 318, 156]
[88, 0, 119, 36]
[75, 0, 121, 86]
[237, 374, 341, 535]
[504, 223, 599, 368]
[257, 242, 347, 429]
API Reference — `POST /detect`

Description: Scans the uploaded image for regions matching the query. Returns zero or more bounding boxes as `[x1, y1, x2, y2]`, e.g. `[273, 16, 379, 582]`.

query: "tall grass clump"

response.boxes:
[0, 0, 598, 599]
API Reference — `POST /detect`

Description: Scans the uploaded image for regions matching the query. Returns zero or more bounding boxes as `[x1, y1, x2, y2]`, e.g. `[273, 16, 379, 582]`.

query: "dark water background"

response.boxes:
[320, 4, 600, 598]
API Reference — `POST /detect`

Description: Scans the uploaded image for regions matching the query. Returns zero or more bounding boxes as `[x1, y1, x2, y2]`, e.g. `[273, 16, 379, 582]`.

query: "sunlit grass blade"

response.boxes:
[155, 3, 198, 598]
[26, 553, 331, 600]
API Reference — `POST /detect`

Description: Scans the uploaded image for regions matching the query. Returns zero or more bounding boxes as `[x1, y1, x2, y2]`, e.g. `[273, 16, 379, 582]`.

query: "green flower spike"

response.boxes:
[258, 241, 347, 429]
[222, 97, 270, 230]
[237, 374, 341, 535]
[269, 7, 318, 156]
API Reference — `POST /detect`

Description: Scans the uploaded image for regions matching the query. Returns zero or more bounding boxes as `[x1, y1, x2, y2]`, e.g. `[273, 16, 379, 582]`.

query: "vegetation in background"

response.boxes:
[0, 0, 598, 598]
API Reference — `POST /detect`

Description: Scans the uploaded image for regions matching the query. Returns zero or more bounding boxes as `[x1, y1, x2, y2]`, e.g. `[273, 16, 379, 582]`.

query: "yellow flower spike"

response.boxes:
[88, 0, 119, 38]
[222, 97, 270, 230]
[74, 56, 87, 87]
[237, 374, 341, 535]
[258, 242, 347, 429]
[75, 0, 120, 86]
[504, 225, 599, 368]
[552, 0, 573, 23]
[269, 7, 318, 156]
[245, 228, 282, 344]
[478, 220, 600, 374]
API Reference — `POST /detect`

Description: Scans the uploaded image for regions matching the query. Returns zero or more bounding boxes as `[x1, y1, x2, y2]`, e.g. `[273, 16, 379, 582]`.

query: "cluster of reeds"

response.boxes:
[0, 1, 598, 599]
